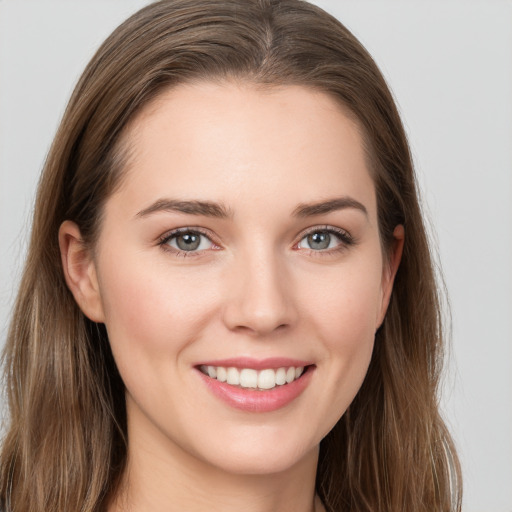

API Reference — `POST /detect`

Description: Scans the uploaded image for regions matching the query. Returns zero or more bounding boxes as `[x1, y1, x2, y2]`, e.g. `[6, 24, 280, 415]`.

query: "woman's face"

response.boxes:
[67, 82, 401, 475]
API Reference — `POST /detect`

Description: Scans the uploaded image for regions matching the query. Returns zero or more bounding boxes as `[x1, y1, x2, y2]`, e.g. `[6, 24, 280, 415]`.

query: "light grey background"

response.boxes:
[1, 1, 511, 511]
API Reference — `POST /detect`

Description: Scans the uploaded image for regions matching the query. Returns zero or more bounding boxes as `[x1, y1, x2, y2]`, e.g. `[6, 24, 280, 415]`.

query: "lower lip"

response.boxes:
[197, 367, 314, 412]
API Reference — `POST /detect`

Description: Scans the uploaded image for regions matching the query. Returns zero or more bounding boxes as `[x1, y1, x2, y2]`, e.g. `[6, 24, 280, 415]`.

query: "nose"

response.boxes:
[222, 248, 297, 336]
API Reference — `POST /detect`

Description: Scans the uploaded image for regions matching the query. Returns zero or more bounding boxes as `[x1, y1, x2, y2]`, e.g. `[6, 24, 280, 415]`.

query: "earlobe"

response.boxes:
[58, 220, 105, 323]
[377, 224, 405, 327]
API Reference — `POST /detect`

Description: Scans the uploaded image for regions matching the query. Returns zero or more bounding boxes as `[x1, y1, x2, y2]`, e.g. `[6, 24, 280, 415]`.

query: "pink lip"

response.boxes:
[195, 364, 315, 413]
[196, 357, 313, 370]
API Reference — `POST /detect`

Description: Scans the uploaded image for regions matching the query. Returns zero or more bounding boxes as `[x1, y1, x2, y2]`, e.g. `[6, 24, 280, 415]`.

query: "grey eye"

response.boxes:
[307, 232, 331, 250]
[297, 229, 347, 251]
[167, 231, 213, 252]
[176, 232, 201, 251]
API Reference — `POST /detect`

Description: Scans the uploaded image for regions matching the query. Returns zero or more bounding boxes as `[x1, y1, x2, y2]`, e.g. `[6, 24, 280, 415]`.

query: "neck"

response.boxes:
[109, 447, 321, 512]
[107, 422, 322, 512]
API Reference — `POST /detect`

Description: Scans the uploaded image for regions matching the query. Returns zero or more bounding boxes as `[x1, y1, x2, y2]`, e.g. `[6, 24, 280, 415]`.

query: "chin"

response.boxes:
[191, 429, 320, 476]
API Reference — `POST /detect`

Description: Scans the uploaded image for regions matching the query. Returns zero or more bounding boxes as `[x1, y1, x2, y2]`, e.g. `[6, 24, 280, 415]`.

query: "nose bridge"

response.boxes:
[223, 242, 295, 335]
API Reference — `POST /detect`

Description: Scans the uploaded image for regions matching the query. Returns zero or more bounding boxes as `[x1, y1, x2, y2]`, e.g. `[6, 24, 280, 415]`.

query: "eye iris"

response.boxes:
[176, 232, 201, 251]
[308, 232, 330, 250]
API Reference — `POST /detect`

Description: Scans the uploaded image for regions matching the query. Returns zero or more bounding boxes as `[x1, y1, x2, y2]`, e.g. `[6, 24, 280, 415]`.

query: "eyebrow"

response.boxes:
[135, 196, 367, 220]
[136, 199, 232, 219]
[293, 197, 368, 218]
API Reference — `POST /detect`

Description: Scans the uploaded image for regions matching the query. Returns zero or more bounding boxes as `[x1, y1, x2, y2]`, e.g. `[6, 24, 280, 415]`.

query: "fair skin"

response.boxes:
[60, 82, 403, 512]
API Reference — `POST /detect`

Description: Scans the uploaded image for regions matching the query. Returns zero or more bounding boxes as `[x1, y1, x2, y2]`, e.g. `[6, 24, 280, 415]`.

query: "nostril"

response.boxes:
[221, 270, 297, 334]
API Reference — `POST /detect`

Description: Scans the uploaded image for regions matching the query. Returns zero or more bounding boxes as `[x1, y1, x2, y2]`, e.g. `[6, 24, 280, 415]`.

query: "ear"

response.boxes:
[377, 224, 404, 328]
[59, 220, 105, 323]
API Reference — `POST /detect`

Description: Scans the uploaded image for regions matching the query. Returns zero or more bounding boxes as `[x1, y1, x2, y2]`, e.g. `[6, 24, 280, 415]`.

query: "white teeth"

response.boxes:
[275, 367, 286, 385]
[240, 368, 258, 388]
[258, 369, 276, 389]
[226, 367, 240, 385]
[216, 366, 227, 382]
[200, 364, 308, 389]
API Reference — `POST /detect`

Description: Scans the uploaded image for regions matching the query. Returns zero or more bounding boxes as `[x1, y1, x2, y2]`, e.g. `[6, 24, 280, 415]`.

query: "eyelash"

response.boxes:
[295, 225, 355, 257]
[158, 227, 218, 257]
[157, 225, 355, 257]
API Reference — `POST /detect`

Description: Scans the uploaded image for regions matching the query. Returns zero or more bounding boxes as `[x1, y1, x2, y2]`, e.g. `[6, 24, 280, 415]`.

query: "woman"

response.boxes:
[0, 0, 462, 511]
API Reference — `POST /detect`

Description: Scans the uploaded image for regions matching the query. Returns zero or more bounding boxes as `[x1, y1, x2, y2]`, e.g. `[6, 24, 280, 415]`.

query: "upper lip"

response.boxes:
[195, 357, 314, 370]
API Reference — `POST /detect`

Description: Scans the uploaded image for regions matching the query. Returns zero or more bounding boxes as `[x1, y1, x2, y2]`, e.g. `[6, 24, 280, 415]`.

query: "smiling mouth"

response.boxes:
[198, 365, 312, 391]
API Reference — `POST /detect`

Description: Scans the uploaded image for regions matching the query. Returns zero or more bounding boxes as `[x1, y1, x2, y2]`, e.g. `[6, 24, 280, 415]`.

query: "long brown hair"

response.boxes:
[0, 1, 462, 510]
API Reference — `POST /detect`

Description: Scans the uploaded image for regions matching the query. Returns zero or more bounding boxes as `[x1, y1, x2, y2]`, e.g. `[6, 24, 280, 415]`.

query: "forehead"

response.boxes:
[113, 81, 376, 219]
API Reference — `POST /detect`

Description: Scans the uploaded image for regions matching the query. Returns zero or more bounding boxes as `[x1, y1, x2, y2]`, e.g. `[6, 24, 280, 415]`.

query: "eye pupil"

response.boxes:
[177, 233, 201, 251]
[308, 232, 330, 250]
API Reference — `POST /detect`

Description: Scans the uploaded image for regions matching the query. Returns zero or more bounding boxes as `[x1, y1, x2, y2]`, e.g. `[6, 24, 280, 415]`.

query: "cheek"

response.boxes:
[319, 281, 378, 380]
[96, 253, 220, 364]
[303, 260, 383, 343]
[298, 258, 382, 412]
